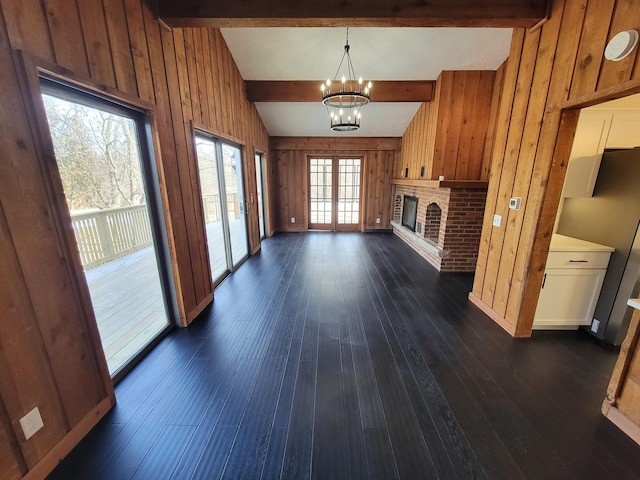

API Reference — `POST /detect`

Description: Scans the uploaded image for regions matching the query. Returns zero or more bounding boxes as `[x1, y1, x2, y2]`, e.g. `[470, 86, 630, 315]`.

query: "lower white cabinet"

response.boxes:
[533, 269, 607, 329]
[533, 235, 613, 330]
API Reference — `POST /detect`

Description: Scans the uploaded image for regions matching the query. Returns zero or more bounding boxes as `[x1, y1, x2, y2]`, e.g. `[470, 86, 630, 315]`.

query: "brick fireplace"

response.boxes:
[392, 184, 487, 272]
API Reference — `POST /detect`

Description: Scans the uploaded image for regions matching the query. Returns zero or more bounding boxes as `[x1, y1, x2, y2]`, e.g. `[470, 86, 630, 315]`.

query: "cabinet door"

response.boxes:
[533, 268, 606, 328]
[562, 112, 611, 198]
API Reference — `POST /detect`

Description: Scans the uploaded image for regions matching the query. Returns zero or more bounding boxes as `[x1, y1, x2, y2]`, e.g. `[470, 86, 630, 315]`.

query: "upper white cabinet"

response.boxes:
[562, 110, 640, 198]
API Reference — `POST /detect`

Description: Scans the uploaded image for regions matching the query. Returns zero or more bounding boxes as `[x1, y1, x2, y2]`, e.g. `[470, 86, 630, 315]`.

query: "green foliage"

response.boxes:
[43, 95, 146, 211]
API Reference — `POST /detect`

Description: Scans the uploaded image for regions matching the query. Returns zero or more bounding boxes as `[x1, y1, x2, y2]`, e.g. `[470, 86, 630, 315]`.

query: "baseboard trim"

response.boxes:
[364, 228, 393, 233]
[24, 396, 114, 480]
[186, 292, 214, 326]
[468, 292, 518, 337]
[605, 406, 640, 446]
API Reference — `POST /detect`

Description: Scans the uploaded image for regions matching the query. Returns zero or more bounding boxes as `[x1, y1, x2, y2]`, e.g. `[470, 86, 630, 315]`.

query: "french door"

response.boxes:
[309, 157, 362, 231]
[195, 132, 248, 285]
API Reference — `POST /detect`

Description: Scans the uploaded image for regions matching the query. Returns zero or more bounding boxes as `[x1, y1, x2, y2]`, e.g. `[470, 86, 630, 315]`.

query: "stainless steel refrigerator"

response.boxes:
[557, 147, 640, 346]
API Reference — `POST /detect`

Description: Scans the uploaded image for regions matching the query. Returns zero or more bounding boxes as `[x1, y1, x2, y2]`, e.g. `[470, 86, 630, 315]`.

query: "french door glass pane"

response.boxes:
[310, 158, 332, 225]
[338, 158, 361, 224]
[195, 136, 227, 282]
[222, 144, 248, 267]
[42, 93, 170, 377]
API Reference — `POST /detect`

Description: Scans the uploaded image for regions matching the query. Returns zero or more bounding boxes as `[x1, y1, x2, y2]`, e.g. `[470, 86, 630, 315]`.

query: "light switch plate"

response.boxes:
[290, 217, 295, 223]
[492, 214, 502, 227]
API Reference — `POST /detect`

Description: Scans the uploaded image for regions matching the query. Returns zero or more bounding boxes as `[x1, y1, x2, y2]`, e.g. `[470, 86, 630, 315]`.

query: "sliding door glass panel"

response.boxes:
[42, 92, 170, 377]
[309, 158, 333, 228]
[255, 153, 266, 239]
[337, 158, 361, 225]
[195, 135, 227, 282]
[221, 144, 248, 267]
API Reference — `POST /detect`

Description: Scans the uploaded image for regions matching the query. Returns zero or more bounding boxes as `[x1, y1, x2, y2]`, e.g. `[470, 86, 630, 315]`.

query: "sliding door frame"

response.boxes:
[193, 128, 249, 286]
[39, 77, 178, 380]
[14, 50, 181, 387]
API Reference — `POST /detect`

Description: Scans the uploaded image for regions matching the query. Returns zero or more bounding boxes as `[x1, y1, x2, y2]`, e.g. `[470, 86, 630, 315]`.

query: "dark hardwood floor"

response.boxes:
[48, 232, 640, 480]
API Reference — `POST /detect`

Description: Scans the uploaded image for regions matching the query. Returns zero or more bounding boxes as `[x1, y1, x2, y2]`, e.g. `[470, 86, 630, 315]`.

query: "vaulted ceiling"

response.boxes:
[157, 0, 547, 137]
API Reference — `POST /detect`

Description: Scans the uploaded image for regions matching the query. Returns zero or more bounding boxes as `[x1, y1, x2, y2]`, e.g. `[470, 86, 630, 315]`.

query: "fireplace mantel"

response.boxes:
[390, 179, 488, 189]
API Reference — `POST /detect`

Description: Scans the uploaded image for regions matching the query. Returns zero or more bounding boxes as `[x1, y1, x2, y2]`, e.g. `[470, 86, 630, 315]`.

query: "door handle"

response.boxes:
[541, 273, 547, 289]
[569, 260, 588, 263]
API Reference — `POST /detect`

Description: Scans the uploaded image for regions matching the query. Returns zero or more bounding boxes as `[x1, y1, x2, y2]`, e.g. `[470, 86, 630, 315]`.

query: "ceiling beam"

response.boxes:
[157, 0, 549, 28]
[246, 81, 434, 103]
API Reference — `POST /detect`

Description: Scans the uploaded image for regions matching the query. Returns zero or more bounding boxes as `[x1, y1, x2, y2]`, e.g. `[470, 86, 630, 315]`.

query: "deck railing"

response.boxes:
[202, 192, 239, 223]
[71, 194, 241, 270]
[71, 205, 153, 270]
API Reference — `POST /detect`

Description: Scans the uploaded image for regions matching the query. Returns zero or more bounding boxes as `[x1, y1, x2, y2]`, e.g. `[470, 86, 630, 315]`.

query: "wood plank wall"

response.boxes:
[470, 0, 640, 337]
[269, 137, 400, 232]
[0, 0, 268, 477]
[398, 70, 497, 181]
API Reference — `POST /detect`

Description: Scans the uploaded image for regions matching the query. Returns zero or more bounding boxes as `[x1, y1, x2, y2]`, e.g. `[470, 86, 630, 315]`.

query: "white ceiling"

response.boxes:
[221, 27, 513, 137]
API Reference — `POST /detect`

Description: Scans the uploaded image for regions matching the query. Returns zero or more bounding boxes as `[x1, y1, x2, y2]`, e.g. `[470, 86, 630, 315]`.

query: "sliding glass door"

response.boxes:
[41, 80, 172, 378]
[309, 156, 362, 231]
[255, 152, 266, 239]
[195, 133, 248, 285]
[222, 144, 248, 267]
[195, 136, 228, 281]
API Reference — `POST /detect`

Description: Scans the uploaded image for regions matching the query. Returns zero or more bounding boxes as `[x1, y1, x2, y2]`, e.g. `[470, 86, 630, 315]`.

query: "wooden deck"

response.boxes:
[86, 219, 248, 374]
[85, 247, 168, 375]
[205, 218, 249, 280]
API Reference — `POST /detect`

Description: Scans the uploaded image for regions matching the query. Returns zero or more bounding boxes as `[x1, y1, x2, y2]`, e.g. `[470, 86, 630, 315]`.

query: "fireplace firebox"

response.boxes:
[401, 195, 418, 232]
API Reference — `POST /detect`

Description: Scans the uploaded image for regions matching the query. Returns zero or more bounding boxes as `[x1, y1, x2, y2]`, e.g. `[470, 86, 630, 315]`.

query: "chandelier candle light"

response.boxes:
[321, 28, 372, 132]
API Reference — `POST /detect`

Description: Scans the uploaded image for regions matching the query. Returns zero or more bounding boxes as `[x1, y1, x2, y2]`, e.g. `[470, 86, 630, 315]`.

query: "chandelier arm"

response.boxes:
[347, 55, 357, 92]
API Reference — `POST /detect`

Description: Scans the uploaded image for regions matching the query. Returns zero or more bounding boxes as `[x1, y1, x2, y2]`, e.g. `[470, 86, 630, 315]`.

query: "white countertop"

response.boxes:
[549, 234, 615, 252]
[628, 298, 640, 310]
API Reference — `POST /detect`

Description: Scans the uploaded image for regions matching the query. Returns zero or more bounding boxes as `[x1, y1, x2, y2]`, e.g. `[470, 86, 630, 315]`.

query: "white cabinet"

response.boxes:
[562, 112, 611, 198]
[533, 235, 613, 330]
[562, 109, 640, 198]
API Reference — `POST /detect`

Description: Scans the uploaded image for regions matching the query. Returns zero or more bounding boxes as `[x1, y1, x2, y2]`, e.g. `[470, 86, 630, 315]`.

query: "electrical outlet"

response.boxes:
[290, 217, 295, 223]
[591, 319, 600, 333]
[376, 218, 381, 224]
[20, 407, 44, 440]
[492, 214, 502, 227]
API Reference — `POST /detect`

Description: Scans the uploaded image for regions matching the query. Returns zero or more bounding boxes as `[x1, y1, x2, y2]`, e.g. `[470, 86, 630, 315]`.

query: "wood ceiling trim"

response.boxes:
[246, 81, 434, 103]
[270, 136, 402, 151]
[157, 0, 549, 28]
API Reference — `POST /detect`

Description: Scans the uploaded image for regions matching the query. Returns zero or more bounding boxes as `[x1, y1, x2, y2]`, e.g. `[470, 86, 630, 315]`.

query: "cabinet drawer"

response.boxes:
[546, 250, 611, 269]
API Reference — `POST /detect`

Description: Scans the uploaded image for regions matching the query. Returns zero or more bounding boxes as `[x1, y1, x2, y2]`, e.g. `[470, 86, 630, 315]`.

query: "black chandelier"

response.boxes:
[320, 28, 372, 132]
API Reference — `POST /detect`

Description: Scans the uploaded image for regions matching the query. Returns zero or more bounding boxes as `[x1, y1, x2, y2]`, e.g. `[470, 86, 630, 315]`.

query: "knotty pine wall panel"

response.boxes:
[0, 0, 268, 477]
[270, 137, 400, 232]
[363, 150, 397, 229]
[399, 70, 496, 181]
[398, 101, 436, 180]
[470, 0, 640, 337]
